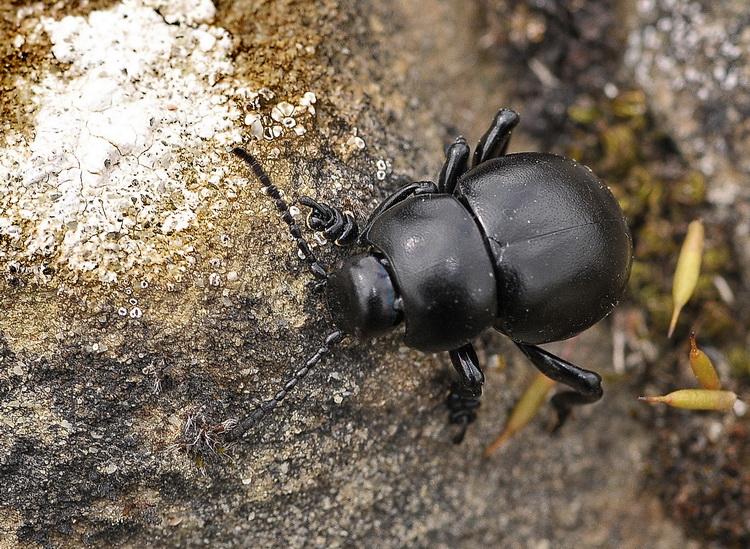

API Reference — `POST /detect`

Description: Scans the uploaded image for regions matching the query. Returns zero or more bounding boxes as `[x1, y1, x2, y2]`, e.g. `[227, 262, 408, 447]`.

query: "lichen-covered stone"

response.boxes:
[626, 0, 750, 280]
[0, 1, 701, 548]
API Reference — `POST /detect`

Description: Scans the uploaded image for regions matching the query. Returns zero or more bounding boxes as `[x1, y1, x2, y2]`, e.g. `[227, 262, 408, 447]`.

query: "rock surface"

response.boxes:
[626, 0, 750, 279]
[0, 0, 718, 547]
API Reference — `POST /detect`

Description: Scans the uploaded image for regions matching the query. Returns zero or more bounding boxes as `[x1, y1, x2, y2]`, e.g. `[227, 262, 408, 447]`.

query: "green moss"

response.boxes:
[727, 346, 750, 377]
[564, 88, 741, 349]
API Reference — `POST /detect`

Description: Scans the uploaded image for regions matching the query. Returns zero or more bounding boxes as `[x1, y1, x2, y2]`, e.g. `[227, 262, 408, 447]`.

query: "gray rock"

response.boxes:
[626, 0, 750, 276]
[0, 0, 697, 547]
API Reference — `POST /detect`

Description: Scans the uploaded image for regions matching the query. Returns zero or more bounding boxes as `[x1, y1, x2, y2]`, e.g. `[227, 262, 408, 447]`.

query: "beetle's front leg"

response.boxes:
[301, 180, 439, 247]
[298, 196, 359, 247]
[359, 180, 439, 237]
[301, 174, 443, 250]
[446, 342, 485, 444]
[514, 342, 603, 429]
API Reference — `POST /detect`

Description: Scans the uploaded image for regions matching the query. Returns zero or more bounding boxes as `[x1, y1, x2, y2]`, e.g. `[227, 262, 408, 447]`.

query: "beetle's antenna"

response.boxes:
[226, 149, 348, 441]
[224, 330, 346, 441]
[232, 147, 329, 280]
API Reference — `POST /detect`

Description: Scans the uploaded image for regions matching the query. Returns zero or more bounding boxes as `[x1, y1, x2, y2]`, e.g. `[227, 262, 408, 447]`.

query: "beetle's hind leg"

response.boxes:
[472, 109, 521, 167]
[514, 342, 603, 429]
[446, 343, 485, 443]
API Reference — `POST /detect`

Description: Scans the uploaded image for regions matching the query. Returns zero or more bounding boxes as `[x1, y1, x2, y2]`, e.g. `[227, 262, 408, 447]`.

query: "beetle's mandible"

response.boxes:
[227, 108, 632, 444]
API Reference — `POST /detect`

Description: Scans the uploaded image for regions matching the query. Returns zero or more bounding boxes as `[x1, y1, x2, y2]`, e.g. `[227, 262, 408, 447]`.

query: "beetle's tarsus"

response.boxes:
[451, 416, 470, 445]
[446, 390, 481, 444]
[298, 196, 359, 247]
[446, 342, 484, 444]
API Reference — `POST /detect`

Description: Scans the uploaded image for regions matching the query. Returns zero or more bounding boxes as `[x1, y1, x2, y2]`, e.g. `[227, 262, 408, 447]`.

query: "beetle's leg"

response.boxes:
[298, 196, 359, 247]
[449, 343, 485, 396]
[445, 343, 485, 444]
[472, 109, 521, 168]
[359, 180, 439, 237]
[438, 137, 470, 194]
[446, 391, 481, 444]
[513, 342, 603, 429]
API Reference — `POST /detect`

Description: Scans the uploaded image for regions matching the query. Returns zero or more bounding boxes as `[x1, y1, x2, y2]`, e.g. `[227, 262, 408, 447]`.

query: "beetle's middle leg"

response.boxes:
[472, 108, 521, 167]
[445, 342, 485, 444]
[514, 342, 603, 429]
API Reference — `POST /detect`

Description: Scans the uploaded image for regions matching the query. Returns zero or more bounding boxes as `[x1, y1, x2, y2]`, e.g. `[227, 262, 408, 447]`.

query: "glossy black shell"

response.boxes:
[365, 195, 497, 352]
[364, 152, 632, 352]
[457, 153, 632, 343]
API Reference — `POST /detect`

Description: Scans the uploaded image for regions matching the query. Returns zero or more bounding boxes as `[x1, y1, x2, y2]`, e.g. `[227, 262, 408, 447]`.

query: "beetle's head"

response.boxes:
[326, 253, 402, 339]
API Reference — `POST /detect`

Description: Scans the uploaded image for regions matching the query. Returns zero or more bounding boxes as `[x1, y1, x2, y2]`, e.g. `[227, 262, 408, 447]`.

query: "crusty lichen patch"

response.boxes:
[0, 0, 243, 284]
[0, 0, 392, 366]
[0, 0, 336, 364]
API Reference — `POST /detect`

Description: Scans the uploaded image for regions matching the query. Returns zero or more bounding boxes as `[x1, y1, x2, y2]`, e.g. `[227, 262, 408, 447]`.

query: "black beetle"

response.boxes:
[227, 108, 632, 444]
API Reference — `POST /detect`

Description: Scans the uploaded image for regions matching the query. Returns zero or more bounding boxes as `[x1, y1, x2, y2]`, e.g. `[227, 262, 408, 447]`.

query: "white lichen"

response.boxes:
[0, 0, 241, 283]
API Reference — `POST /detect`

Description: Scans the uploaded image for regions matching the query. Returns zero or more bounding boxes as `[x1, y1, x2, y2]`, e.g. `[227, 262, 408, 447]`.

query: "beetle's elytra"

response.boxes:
[227, 108, 632, 444]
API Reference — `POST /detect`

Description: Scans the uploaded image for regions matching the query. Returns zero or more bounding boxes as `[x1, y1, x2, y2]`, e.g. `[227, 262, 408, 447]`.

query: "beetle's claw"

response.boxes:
[451, 418, 470, 445]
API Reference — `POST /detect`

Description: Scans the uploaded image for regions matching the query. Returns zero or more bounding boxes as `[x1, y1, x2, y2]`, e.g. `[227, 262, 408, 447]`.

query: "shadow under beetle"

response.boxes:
[226, 108, 632, 444]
